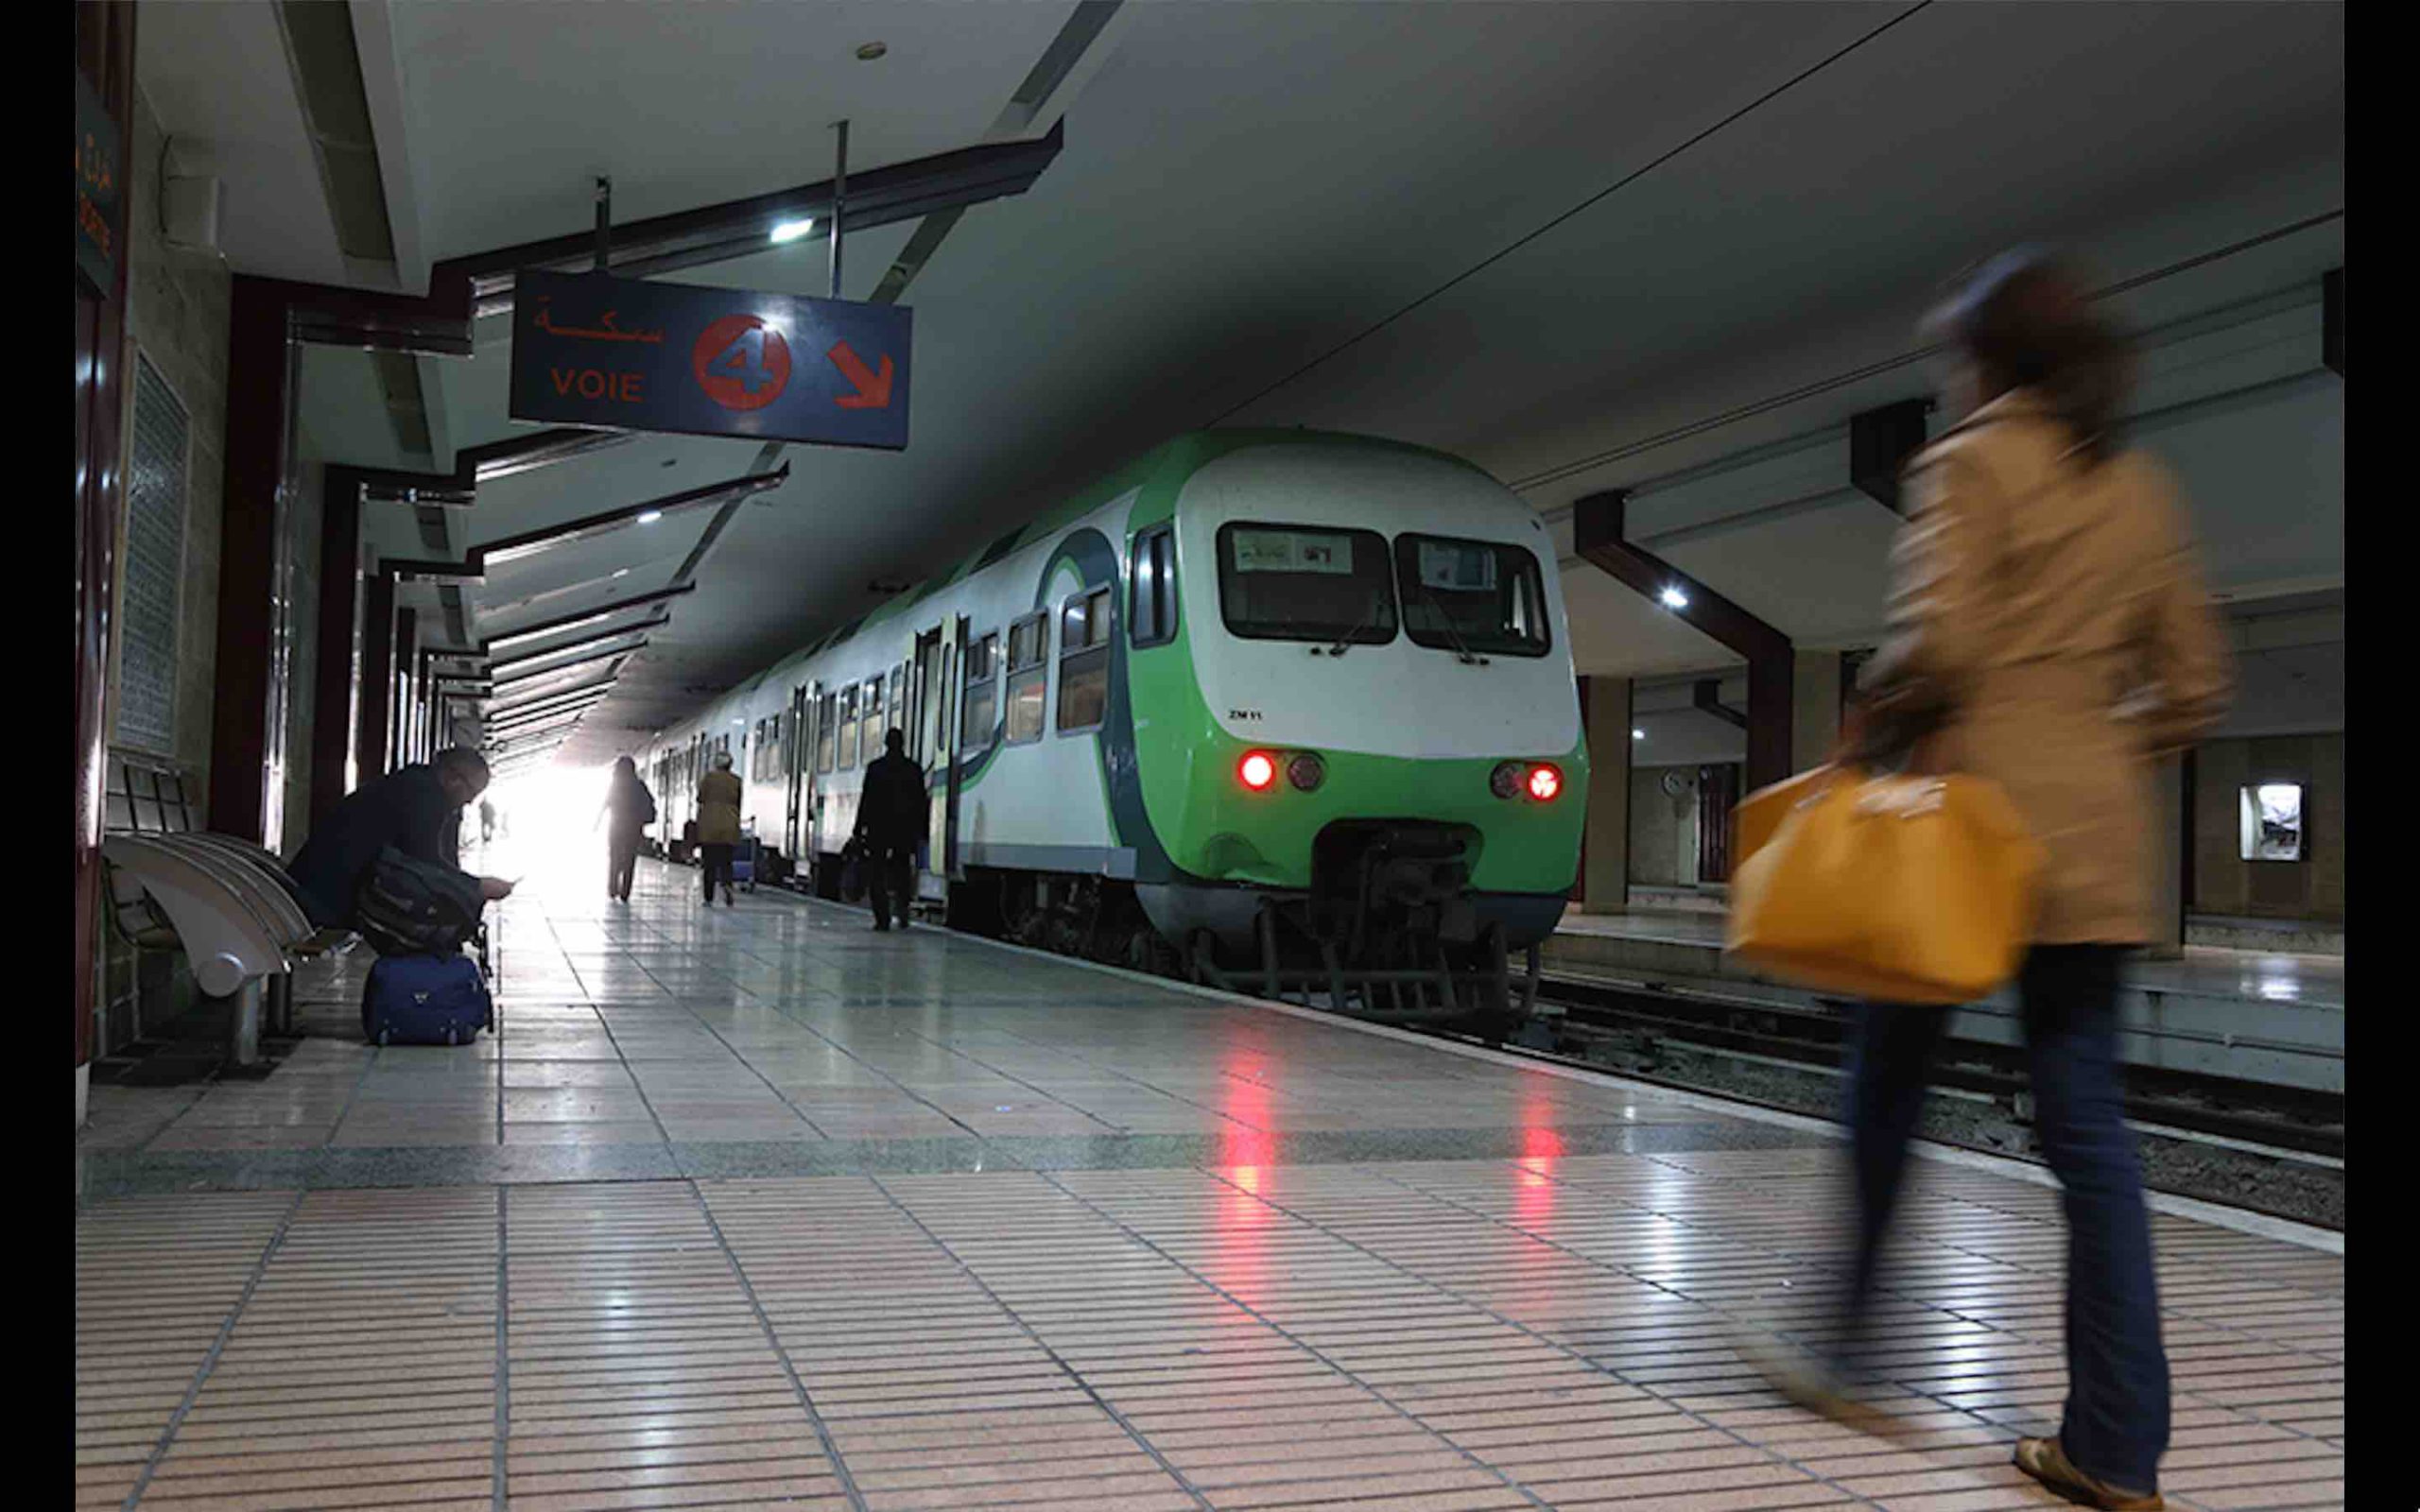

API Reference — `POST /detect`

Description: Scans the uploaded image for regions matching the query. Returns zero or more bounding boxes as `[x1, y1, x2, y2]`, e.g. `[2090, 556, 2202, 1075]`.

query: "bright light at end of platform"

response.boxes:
[1660, 586, 1689, 610]
[479, 764, 614, 885]
[769, 217, 815, 245]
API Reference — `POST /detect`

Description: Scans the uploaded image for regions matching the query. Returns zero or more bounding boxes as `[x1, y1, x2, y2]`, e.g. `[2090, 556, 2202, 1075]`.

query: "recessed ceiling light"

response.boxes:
[769, 217, 815, 245]
[856, 41, 887, 60]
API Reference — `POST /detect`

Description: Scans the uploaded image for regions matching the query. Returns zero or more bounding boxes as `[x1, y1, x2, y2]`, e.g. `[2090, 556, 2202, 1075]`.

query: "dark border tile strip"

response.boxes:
[78, 1120, 1823, 1198]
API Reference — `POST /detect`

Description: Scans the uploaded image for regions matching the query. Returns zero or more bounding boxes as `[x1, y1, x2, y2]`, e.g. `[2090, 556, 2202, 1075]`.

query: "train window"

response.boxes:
[1006, 612, 1048, 745]
[816, 692, 837, 773]
[769, 710, 785, 778]
[838, 685, 860, 770]
[1217, 524, 1396, 646]
[1129, 525, 1177, 648]
[1057, 586, 1113, 733]
[1393, 535, 1552, 658]
[865, 676, 888, 758]
[887, 663, 905, 745]
[961, 631, 999, 750]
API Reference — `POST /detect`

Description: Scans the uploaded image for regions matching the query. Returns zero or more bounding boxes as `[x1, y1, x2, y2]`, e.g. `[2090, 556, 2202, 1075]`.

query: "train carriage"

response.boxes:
[645, 428, 1588, 1020]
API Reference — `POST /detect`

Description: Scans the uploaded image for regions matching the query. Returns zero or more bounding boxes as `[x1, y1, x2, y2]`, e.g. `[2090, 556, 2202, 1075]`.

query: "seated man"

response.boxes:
[286, 747, 514, 931]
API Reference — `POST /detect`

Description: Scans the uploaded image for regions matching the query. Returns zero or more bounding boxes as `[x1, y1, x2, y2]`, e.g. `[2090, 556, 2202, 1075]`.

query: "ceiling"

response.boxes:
[141, 0, 2344, 767]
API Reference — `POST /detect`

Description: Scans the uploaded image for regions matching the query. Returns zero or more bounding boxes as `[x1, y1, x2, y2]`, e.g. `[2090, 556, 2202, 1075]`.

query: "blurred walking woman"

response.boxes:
[1818, 252, 2230, 1510]
[597, 756, 654, 902]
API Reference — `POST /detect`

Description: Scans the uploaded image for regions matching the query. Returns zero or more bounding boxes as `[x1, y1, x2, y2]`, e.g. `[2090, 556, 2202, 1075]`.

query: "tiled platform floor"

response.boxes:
[78, 859, 2343, 1510]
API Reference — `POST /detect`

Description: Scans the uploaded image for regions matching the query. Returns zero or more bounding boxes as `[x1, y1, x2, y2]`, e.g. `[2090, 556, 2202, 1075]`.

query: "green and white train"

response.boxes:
[641, 428, 1587, 1016]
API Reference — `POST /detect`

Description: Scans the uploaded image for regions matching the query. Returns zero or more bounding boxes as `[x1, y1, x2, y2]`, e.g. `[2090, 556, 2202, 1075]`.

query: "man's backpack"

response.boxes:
[354, 846, 485, 956]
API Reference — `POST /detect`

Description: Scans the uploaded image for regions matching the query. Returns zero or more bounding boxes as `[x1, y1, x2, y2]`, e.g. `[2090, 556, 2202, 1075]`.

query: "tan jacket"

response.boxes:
[1873, 389, 2231, 944]
[694, 769, 743, 846]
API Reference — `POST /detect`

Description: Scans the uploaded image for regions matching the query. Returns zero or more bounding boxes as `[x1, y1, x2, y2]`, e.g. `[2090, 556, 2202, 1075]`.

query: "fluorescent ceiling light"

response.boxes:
[769, 217, 815, 245]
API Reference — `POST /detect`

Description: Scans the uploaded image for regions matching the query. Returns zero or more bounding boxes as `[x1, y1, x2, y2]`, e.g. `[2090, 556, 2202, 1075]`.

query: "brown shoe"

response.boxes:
[2014, 1436, 2162, 1510]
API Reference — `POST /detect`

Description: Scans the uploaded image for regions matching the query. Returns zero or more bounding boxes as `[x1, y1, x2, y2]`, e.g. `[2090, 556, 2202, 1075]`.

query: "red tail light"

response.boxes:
[1527, 764, 1563, 801]
[1237, 751, 1278, 791]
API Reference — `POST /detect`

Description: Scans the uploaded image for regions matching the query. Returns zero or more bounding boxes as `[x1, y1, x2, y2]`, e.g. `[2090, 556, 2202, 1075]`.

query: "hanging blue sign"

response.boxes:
[508, 268, 912, 450]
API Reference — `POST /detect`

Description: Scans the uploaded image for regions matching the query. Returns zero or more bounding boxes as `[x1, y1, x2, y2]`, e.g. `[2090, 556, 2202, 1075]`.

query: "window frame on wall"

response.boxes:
[961, 630, 1000, 751]
[112, 350, 193, 758]
[1004, 611, 1049, 746]
[1129, 524, 1178, 648]
[1056, 584, 1114, 735]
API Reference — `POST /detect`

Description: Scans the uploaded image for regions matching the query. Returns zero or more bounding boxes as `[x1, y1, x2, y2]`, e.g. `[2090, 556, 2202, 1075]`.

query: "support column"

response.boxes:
[2146, 753, 2187, 960]
[1790, 650, 1845, 775]
[308, 468, 366, 826]
[1575, 491, 1792, 792]
[356, 577, 395, 787]
[1578, 676, 1632, 915]
[391, 607, 419, 772]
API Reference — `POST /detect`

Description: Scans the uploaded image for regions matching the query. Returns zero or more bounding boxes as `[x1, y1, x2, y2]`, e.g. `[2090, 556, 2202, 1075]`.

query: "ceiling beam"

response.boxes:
[1573, 489, 1792, 791]
[437, 124, 1066, 319]
[481, 584, 695, 653]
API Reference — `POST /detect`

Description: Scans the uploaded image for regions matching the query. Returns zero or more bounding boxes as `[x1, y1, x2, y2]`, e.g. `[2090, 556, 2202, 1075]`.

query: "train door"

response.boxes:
[908, 624, 951, 901]
[785, 679, 814, 867]
[943, 614, 968, 879]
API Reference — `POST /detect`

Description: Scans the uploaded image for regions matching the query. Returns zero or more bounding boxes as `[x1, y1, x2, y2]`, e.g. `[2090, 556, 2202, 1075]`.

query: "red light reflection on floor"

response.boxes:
[1513, 1083, 1565, 1228]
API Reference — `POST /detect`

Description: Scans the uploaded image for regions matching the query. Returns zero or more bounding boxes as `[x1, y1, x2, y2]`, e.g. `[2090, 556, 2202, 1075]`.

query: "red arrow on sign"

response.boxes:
[827, 341, 894, 409]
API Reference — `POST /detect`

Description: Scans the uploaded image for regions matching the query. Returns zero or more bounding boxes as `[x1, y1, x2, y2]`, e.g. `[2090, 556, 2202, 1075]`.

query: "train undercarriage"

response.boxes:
[918, 820, 1557, 1037]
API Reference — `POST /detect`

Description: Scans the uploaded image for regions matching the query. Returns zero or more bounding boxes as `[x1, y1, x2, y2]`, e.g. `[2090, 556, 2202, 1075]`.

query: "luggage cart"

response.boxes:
[732, 833, 761, 895]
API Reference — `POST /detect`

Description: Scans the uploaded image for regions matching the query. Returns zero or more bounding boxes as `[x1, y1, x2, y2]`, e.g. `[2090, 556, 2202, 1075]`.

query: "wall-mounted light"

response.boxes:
[1660, 587, 1689, 610]
[769, 217, 815, 245]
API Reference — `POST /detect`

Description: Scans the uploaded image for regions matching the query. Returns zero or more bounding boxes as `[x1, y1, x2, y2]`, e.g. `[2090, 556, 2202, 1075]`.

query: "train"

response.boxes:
[638, 428, 1587, 1021]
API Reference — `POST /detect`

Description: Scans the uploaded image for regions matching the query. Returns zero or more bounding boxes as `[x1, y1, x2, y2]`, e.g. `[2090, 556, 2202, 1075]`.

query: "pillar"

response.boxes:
[1579, 676, 1632, 915]
[2146, 753, 2187, 959]
[1790, 650, 1845, 775]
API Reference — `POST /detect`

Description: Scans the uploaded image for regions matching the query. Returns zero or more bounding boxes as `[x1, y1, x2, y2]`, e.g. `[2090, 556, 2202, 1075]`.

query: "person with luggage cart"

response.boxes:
[695, 749, 743, 906]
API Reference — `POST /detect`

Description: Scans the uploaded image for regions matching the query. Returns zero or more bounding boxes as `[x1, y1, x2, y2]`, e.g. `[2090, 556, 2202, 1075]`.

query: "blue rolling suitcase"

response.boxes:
[363, 954, 493, 1046]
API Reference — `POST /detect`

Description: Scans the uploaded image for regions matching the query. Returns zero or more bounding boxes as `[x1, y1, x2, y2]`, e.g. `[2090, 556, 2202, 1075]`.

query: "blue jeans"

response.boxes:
[1844, 945, 2169, 1491]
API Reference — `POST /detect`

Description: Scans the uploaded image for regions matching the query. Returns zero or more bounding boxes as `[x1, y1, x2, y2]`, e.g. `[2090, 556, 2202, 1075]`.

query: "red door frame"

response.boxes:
[74, 1, 138, 1085]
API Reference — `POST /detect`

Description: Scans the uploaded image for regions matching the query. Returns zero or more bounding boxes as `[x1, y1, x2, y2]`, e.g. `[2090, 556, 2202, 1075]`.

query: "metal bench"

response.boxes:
[99, 755, 351, 1068]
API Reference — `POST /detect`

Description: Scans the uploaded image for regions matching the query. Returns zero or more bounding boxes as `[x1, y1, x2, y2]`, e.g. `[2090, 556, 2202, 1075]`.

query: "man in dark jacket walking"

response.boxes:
[855, 728, 927, 931]
[287, 747, 514, 930]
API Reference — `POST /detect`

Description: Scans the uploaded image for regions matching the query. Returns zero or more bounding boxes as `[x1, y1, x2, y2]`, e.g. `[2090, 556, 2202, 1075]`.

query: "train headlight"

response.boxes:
[1237, 751, 1278, 792]
[1490, 761, 1523, 799]
[1286, 752, 1325, 792]
[1527, 764, 1564, 801]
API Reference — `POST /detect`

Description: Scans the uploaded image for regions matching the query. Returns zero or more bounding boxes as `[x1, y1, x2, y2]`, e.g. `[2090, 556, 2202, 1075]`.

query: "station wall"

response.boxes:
[111, 84, 230, 806]
[96, 84, 235, 1057]
[2191, 732, 2345, 924]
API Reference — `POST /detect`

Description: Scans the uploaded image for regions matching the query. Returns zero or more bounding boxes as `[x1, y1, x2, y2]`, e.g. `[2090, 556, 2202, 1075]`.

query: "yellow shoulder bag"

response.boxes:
[1726, 763, 2045, 1005]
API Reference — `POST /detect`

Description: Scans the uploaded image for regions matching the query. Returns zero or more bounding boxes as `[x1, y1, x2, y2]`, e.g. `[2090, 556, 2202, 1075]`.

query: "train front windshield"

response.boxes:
[1216, 524, 1397, 645]
[1393, 534, 1552, 657]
